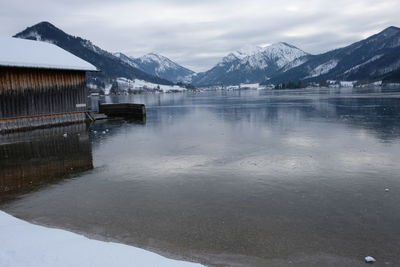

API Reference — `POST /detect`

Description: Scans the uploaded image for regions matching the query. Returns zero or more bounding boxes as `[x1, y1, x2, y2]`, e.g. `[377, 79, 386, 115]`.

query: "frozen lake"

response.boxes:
[1, 87, 400, 266]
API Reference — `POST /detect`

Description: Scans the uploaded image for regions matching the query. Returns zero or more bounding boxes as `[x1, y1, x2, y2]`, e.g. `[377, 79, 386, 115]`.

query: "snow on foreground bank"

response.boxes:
[0, 211, 203, 267]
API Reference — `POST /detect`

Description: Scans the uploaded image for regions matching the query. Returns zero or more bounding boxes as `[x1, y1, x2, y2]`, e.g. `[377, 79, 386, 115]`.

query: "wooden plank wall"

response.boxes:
[0, 67, 88, 119]
[0, 113, 87, 134]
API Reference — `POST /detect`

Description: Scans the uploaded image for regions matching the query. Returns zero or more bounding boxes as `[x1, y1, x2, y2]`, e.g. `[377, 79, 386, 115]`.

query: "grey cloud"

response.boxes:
[1, 0, 399, 72]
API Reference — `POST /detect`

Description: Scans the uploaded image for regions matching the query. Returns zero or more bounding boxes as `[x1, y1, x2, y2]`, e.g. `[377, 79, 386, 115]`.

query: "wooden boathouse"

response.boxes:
[0, 37, 97, 133]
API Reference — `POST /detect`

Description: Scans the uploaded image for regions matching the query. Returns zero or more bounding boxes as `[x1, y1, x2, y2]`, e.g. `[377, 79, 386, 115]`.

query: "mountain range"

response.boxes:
[192, 42, 310, 86]
[268, 26, 400, 85]
[114, 52, 194, 83]
[14, 22, 173, 86]
[12, 22, 400, 87]
[192, 27, 400, 86]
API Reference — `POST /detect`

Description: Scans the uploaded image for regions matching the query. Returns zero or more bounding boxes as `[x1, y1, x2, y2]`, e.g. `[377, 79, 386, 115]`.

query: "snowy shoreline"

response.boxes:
[0, 211, 203, 267]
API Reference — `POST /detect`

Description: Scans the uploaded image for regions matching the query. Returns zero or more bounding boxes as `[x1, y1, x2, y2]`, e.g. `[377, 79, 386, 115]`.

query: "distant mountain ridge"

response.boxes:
[191, 26, 400, 86]
[192, 42, 310, 86]
[14, 22, 173, 85]
[115, 52, 194, 83]
[268, 26, 400, 84]
[12, 22, 400, 88]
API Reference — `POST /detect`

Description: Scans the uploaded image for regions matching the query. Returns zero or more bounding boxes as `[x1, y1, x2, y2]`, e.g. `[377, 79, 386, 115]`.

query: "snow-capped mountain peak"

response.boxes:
[193, 42, 310, 86]
[259, 42, 309, 68]
[115, 52, 195, 83]
[113, 52, 139, 68]
[137, 53, 180, 72]
[221, 42, 308, 67]
[140, 52, 164, 60]
[269, 26, 400, 84]
[233, 45, 263, 59]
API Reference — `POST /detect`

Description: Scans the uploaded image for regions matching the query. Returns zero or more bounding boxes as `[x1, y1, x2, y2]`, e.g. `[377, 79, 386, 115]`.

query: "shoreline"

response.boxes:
[0, 211, 203, 267]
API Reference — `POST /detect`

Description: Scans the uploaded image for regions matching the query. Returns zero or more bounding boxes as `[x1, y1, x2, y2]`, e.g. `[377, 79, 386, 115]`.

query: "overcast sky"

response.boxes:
[1, 0, 399, 72]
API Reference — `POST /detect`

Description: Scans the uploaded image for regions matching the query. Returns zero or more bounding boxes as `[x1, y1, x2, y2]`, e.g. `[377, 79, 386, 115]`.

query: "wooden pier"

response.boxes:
[98, 103, 146, 119]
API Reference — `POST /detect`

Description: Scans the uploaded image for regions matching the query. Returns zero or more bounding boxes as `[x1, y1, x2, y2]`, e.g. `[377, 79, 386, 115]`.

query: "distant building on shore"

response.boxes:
[0, 37, 97, 133]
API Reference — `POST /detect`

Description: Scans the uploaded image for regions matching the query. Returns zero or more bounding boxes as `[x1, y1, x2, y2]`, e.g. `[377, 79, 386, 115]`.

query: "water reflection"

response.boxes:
[0, 124, 93, 203]
[2, 88, 400, 266]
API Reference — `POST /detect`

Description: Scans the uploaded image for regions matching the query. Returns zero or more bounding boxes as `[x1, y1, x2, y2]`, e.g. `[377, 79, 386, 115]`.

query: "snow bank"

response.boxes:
[116, 77, 186, 93]
[0, 211, 203, 267]
[339, 81, 356, 87]
[240, 83, 260, 89]
[0, 37, 97, 71]
[326, 80, 357, 88]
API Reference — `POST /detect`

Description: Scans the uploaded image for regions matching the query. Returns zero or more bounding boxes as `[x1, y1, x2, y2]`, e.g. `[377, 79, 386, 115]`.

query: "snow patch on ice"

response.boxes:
[364, 256, 376, 263]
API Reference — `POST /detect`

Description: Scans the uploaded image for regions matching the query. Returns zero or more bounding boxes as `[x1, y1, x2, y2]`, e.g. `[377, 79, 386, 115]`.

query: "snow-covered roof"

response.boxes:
[0, 37, 97, 71]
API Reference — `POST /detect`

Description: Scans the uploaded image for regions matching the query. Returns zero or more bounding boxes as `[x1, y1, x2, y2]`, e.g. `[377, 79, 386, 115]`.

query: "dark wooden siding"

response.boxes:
[0, 66, 88, 119]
